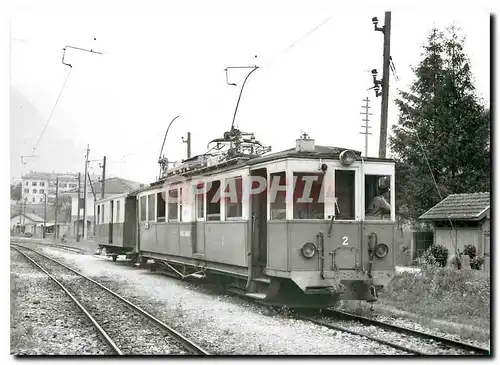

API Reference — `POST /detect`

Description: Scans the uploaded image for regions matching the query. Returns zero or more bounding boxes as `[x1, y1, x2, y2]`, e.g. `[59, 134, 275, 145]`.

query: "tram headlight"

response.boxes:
[374, 243, 389, 258]
[300, 242, 317, 259]
[339, 150, 356, 166]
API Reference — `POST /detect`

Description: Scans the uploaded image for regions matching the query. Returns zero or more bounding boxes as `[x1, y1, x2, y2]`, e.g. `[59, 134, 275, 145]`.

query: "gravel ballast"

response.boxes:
[10, 249, 113, 355]
[17, 243, 415, 355]
[15, 247, 190, 355]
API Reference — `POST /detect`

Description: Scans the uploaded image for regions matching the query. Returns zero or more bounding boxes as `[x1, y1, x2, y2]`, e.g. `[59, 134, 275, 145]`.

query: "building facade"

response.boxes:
[20, 171, 96, 204]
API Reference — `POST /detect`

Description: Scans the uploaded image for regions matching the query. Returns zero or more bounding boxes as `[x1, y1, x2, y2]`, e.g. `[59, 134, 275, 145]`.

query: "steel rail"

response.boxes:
[295, 314, 424, 355]
[11, 243, 210, 355]
[11, 246, 123, 355]
[325, 309, 489, 355]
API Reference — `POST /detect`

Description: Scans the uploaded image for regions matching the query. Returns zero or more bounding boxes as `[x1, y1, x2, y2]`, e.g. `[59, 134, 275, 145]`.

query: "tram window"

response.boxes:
[179, 188, 183, 222]
[147, 194, 156, 221]
[168, 189, 178, 221]
[195, 182, 205, 219]
[116, 200, 121, 222]
[225, 176, 243, 219]
[293, 173, 324, 219]
[206, 180, 221, 221]
[270, 172, 286, 220]
[140, 196, 147, 222]
[102, 204, 105, 223]
[157, 192, 166, 222]
[97, 205, 100, 224]
[335, 170, 355, 220]
[365, 175, 391, 220]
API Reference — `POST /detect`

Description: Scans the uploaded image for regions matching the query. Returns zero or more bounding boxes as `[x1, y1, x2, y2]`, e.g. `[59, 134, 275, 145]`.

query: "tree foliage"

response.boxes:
[390, 26, 490, 219]
[10, 183, 22, 201]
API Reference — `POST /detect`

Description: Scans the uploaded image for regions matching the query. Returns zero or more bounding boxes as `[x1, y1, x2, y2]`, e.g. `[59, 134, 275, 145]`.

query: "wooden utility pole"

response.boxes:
[360, 97, 373, 157]
[76, 172, 81, 242]
[83, 145, 89, 240]
[182, 132, 191, 159]
[101, 156, 106, 199]
[54, 177, 59, 240]
[372, 11, 392, 158]
[43, 193, 47, 239]
[88, 172, 97, 237]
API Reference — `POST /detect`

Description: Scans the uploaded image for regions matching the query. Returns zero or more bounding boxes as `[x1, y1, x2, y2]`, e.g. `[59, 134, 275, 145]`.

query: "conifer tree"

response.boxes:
[390, 26, 490, 221]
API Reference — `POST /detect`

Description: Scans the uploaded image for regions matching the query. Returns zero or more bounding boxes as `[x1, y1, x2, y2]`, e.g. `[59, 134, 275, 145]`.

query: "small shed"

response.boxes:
[419, 192, 490, 269]
[10, 212, 45, 235]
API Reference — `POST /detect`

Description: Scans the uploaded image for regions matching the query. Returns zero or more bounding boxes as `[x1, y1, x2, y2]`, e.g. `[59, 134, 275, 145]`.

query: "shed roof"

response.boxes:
[11, 212, 45, 223]
[419, 192, 490, 221]
[68, 177, 144, 195]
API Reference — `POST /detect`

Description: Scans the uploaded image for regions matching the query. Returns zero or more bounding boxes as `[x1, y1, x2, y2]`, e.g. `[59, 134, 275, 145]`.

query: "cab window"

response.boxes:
[293, 173, 324, 219]
[335, 170, 355, 220]
[365, 175, 391, 220]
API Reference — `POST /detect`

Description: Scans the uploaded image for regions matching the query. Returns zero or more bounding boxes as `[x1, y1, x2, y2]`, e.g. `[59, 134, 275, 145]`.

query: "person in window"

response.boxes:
[366, 185, 391, 219]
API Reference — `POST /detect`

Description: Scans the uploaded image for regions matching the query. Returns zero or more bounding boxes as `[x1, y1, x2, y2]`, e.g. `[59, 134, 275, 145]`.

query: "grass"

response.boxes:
[340, 267, 490, 344]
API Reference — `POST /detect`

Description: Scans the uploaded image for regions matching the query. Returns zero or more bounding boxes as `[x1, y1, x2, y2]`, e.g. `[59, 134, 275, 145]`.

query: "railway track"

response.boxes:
[296, 309, 489, 356]
[11, 243, 210, 356]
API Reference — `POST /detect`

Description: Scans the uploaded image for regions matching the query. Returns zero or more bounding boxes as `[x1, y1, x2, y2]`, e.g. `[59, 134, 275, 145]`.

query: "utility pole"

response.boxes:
[101, 156, 106, 199]
[43, 193, 47, 239]
[182, 132, 191, 159]
[83, 145, 89, 240]
[54, 177, 59, 240]
[76, 172, 81, 242]
[88, 172, 97, 237]
[360, 97, 373, 157]
[371, 11, 392, 158]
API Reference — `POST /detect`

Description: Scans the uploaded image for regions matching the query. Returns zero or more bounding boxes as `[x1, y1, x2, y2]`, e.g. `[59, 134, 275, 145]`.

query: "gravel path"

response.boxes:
[22, 243, 412, 355]
[16, 247, 190, 355]
[10, 249, 113, 355]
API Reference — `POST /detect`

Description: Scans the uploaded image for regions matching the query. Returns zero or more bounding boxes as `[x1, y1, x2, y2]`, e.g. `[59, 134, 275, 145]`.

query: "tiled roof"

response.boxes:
[68, 177, 144, 195]
[419, 192, 490, 221]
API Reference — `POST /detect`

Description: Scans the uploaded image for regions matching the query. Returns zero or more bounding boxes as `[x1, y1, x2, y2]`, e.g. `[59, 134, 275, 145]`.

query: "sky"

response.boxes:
[7, 1, 491, 184]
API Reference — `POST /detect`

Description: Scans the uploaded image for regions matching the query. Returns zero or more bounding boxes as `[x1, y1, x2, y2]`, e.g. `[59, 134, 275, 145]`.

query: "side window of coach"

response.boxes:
[270, 172, 286, 220]
[140, 196, 147, 222]
[293, 172, 324, 219]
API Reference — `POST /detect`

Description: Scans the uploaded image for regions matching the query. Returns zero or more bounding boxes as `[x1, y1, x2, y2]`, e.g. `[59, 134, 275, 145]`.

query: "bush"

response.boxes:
[429, 245, 449, 267]
[471, 256, 485, 270]
[462, 244, 477, 259]
[450, 255, 461, 270]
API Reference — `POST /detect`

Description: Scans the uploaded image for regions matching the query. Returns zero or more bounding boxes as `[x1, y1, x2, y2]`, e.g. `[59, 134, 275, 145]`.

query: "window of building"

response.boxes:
[40, 197, 43, 203]
[97, 205, 100, 224]
[335, 170, 355, 220]
[24, 188, 29, 193]
[195, 182, 205, 219]
[32, 189, 37, 194]
[140, 196, 147, 222]
[32, 197, 35, 202]
[293, 173, 324, 219]
[225, 176, 243, 219]
[270, 172, 286, 220]
[32, 181, 37, 186]
[40, 182, 45, 187]
[206, 180, 221, 221]
[39, 189, 44, 194]
[116, 200, 121, 222]
[179, 188, 183, 222]
[168, 189, 178, 221]
[365, 175, 392, 220]
[25, 181, 29, 186]
[157, 192, 166, 222]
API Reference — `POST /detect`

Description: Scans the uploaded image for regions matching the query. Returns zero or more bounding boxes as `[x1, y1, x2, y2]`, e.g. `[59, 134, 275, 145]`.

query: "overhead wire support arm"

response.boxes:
[62, 45, 103, 68]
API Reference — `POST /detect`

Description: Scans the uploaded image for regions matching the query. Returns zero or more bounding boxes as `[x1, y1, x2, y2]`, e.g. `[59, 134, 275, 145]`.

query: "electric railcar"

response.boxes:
[95, 131, 396, 308]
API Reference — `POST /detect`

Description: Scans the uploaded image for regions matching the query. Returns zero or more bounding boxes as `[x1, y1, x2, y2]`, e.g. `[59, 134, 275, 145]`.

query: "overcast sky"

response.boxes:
[9, 1, 491, 183]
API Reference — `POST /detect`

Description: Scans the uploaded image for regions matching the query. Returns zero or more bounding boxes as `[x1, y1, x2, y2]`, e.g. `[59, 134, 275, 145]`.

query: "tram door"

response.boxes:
[109, 200, 114, 244]
[250, 168, 267, 276]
